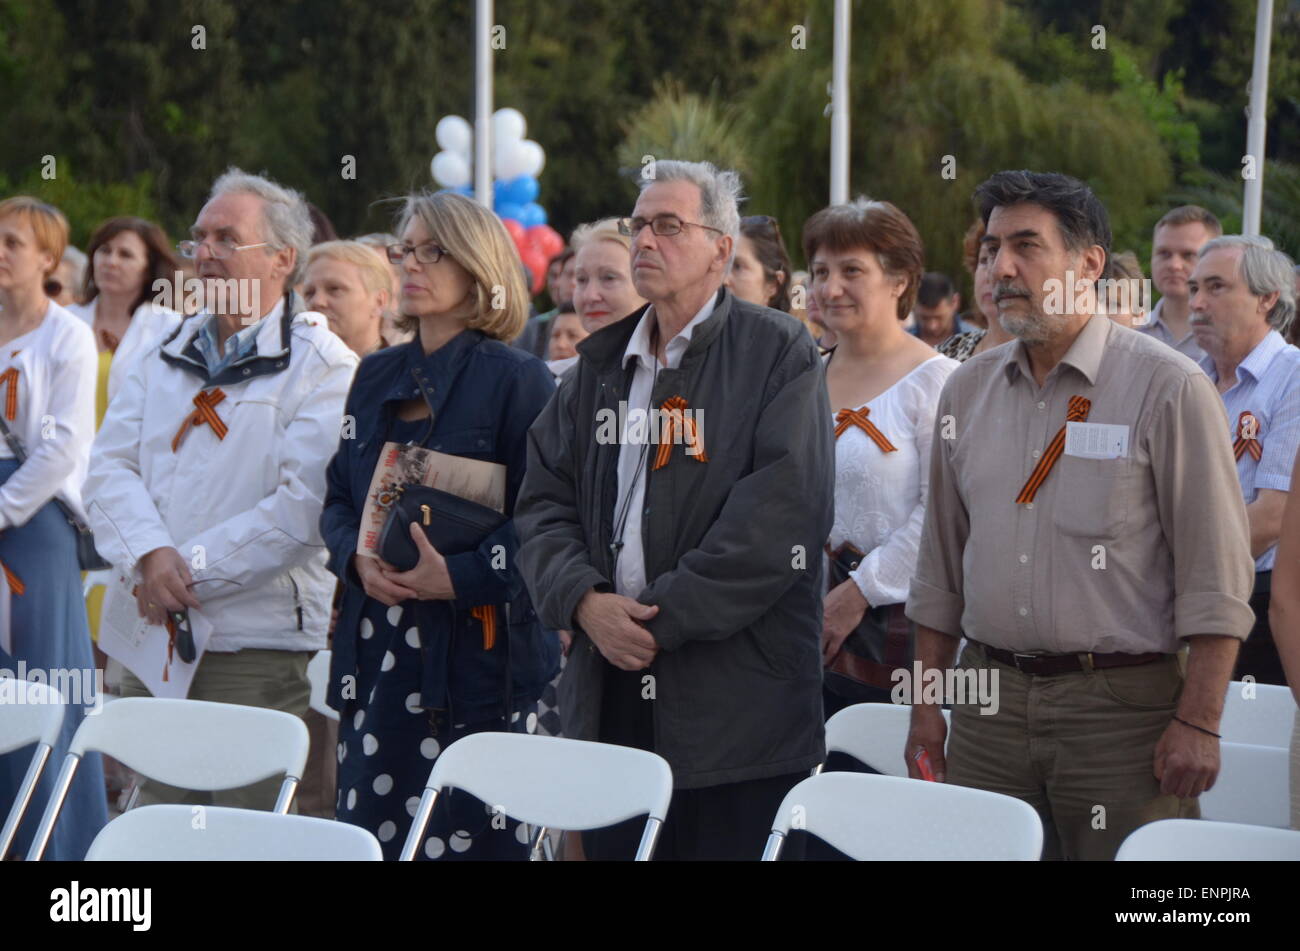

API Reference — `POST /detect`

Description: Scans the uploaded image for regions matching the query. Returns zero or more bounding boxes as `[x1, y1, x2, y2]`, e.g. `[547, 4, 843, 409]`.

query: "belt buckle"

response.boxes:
[1011, 652, 1037, 673]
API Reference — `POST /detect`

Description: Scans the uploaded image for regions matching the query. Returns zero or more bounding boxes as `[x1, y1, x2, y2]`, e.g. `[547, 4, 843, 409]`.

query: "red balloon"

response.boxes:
[520, 248, 547, 296]
[501, 218, 526, 245]
[526, 224, 565, 259]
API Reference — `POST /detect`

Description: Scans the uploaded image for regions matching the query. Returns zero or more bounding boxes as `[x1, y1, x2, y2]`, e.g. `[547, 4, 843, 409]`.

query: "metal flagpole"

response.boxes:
[474, 0, 494, 207]
[1243, 0, 1274, 237]
[829, 0, 850, 205]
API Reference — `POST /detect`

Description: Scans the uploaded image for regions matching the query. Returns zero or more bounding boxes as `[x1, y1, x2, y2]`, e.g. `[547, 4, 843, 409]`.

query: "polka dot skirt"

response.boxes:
[335, 599, 537, 861]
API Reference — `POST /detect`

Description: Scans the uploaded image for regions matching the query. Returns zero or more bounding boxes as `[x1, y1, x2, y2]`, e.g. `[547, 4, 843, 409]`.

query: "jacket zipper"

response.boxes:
[288, 571, 304, 630]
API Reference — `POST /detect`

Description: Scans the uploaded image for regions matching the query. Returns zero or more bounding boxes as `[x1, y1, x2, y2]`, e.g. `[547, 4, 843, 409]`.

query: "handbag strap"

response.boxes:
[0, 396, 93, 536]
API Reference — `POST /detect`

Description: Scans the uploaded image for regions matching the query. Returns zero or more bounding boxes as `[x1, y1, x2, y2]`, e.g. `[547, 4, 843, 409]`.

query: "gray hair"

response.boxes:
[60, 245, 87, 285]
[1200, 235, 1296, 335]
[208, 167, 313, 283]
[638, 159, 743, 249]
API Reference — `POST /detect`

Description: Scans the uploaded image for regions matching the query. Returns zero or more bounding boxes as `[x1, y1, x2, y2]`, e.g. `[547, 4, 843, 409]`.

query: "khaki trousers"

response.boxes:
[945, 642, 1197, 861]
[120, 648, 311, 811]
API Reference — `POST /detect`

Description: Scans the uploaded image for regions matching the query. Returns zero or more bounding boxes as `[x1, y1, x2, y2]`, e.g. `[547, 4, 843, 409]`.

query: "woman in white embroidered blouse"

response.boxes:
[0, 197, 107, 860]
[803, 198, 958, 716]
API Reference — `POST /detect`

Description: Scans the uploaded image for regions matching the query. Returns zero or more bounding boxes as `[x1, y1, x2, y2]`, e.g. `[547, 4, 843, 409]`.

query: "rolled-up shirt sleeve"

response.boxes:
[1150, 371, 1256, 640]
[905, 380, 968, 636]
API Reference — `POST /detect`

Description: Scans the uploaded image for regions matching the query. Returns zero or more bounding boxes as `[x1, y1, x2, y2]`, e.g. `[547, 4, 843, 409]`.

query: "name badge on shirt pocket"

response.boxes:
[1065, 421, 1129, 460]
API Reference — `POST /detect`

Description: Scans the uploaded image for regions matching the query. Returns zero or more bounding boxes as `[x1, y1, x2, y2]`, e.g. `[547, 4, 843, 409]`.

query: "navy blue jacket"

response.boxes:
[320, 329, 560, 724]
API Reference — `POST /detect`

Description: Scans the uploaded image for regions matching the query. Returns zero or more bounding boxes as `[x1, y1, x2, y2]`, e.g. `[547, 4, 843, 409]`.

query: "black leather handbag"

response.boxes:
[378, 484, 506, 571]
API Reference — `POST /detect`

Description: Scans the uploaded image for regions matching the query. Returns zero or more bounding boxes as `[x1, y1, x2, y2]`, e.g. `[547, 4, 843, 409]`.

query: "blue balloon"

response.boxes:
[498, 175, 540, 205]
[519, 202, 547, 227]
[496, 201, 526, 222]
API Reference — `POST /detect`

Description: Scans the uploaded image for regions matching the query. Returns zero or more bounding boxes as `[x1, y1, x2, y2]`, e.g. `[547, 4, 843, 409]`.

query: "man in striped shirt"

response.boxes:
[1190, 235, 1300, 686]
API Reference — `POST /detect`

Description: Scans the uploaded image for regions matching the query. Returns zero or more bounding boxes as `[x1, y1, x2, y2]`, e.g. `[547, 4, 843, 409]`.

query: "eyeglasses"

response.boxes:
[166, 577, 242, 664]
[177, 237, 271, 260]
[617, 215, 724, 238]
[386, 241, 450, 265]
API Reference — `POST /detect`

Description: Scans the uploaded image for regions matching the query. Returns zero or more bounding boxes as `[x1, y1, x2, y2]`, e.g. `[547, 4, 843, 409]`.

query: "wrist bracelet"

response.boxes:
[1173, 715, 1221, 738]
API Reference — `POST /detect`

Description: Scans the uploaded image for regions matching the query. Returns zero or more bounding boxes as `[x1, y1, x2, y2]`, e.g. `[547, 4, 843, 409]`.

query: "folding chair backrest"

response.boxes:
[0, 679, 67, 858]
[70, 696, 309, 791]
[764, 772, 1042, 860]
[427, 732, 673, 829]
[0, 678, 66, 754]
[1200, 741, 1291, 828]
[86, 804, 382, 860]
[823, 702, 951, 776]
[1116, 818, 1300, 861]
[1221, 682, 1295, 749]
[28, 696, 312, 860]
[306, 650, 338, 721]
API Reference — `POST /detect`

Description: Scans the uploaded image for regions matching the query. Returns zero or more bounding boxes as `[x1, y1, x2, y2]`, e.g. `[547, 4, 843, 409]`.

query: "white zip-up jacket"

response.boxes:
[84, 295, 358, 652]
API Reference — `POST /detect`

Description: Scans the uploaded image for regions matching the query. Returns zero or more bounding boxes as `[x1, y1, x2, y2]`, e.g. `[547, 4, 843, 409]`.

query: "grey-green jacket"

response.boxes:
[515, 287, 834, 788]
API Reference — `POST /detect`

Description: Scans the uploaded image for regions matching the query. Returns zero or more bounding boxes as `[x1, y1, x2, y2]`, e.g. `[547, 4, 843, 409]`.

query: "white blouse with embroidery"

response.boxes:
[826, 353, 958, 607]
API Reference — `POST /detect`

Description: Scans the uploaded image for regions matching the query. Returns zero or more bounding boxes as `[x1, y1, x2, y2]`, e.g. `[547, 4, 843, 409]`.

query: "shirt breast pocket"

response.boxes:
[429, 426, 496, 461]
[1050, 456, 1132, 540]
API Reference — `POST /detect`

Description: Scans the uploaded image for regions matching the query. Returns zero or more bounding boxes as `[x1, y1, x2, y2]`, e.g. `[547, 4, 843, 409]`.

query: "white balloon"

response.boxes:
[493, 140, 526, 180]
[492, 107, 527, 144]
[430, 150, 471, 188]
[435, 115, 472, 157]
[517, 140, 546, 178]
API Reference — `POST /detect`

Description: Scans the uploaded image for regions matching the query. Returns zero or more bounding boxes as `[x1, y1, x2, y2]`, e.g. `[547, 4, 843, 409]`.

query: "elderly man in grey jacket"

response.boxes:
[515, 160, 834, 860]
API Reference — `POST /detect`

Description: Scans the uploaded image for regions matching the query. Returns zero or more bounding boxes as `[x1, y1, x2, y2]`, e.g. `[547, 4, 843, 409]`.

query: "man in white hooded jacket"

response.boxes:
[84, 169, 357, 809]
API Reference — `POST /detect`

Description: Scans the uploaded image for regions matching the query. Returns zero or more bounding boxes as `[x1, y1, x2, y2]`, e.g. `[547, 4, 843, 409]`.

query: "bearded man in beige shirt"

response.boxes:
[905, 170, 1255, 861]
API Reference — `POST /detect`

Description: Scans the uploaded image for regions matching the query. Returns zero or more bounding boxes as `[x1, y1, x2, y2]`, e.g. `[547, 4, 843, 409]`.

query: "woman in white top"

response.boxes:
[64, 216, 181, 417]
[803, 198, 958, 718]
[0, 197, 107, 859]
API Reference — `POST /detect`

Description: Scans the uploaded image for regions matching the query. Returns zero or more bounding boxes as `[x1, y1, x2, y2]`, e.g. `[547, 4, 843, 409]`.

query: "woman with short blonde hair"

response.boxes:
[0, 197, 108, 859]
[303, 240, 396, 357]
[321, 190, 559, 860]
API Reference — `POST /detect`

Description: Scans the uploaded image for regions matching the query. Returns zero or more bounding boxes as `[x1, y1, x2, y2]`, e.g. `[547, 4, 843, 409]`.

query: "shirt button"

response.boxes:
[1018, 607, 1028, 617]
[1019, 554, 1028, 564]
[1037, 401, 1046, 410]
[1032, 449, 1042, 459]
[1026, 502, 1034, 510]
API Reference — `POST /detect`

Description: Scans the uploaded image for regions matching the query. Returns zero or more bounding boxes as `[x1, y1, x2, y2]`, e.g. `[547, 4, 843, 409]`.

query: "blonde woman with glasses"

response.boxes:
[320, 191, 559, 860]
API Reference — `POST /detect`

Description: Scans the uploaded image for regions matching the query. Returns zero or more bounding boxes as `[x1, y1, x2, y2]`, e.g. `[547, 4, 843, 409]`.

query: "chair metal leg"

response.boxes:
[0, 743, 50, 859]
[541, 830, 556, 862]
[810, 763, 824, 776]
[399, 788, 440, 861]
[25, 754, 80, 861]
[121, 782, 141, 813]
[760, 831, 786, 861]
[273, 776, 300, 814]
[528, 825, 551, 861]
[633, 816, 662, 861]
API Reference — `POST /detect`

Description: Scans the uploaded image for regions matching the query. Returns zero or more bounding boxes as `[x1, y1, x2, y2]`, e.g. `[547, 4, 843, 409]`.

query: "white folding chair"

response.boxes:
[86, 804, 382, 860]
[817, 702, 951, 776]
[1117, 818, 1300, 861]
[306, 650, 338, 722]
[1220, 681, 1295, 749]
[761, 771, 1043, 860]
[399, 732, 673, 861]
[27, 696, 309, 860]
[1199, 741, 1291, 828]
[0, 679, 67, 859]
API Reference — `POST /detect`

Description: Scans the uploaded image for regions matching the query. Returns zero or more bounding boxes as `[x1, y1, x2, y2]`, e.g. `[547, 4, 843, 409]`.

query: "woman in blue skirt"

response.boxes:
[0, 198, 108, 860]
[321, 192, 559, 860]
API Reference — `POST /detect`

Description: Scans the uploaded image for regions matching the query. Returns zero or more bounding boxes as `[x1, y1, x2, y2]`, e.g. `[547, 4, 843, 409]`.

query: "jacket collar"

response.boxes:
[578, 285, 732, 374]
[161, 290, 302, 386]
[384, 328, 486, 406]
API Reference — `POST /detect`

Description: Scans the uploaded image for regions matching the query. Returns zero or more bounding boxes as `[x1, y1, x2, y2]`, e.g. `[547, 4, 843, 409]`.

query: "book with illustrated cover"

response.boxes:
[356, 442, 506, 559]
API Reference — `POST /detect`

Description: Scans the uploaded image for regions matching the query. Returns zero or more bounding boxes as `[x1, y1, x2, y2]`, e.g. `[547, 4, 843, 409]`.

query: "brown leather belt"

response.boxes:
[968, 638, 1167, 676]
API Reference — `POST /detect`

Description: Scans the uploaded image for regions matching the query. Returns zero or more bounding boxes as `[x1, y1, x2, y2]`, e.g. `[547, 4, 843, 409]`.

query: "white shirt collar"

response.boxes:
[622, 292, 717, 370]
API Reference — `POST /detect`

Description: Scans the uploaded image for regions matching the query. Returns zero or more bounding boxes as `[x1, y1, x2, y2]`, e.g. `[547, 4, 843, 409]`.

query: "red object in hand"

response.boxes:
[913, 748, 937, 782]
